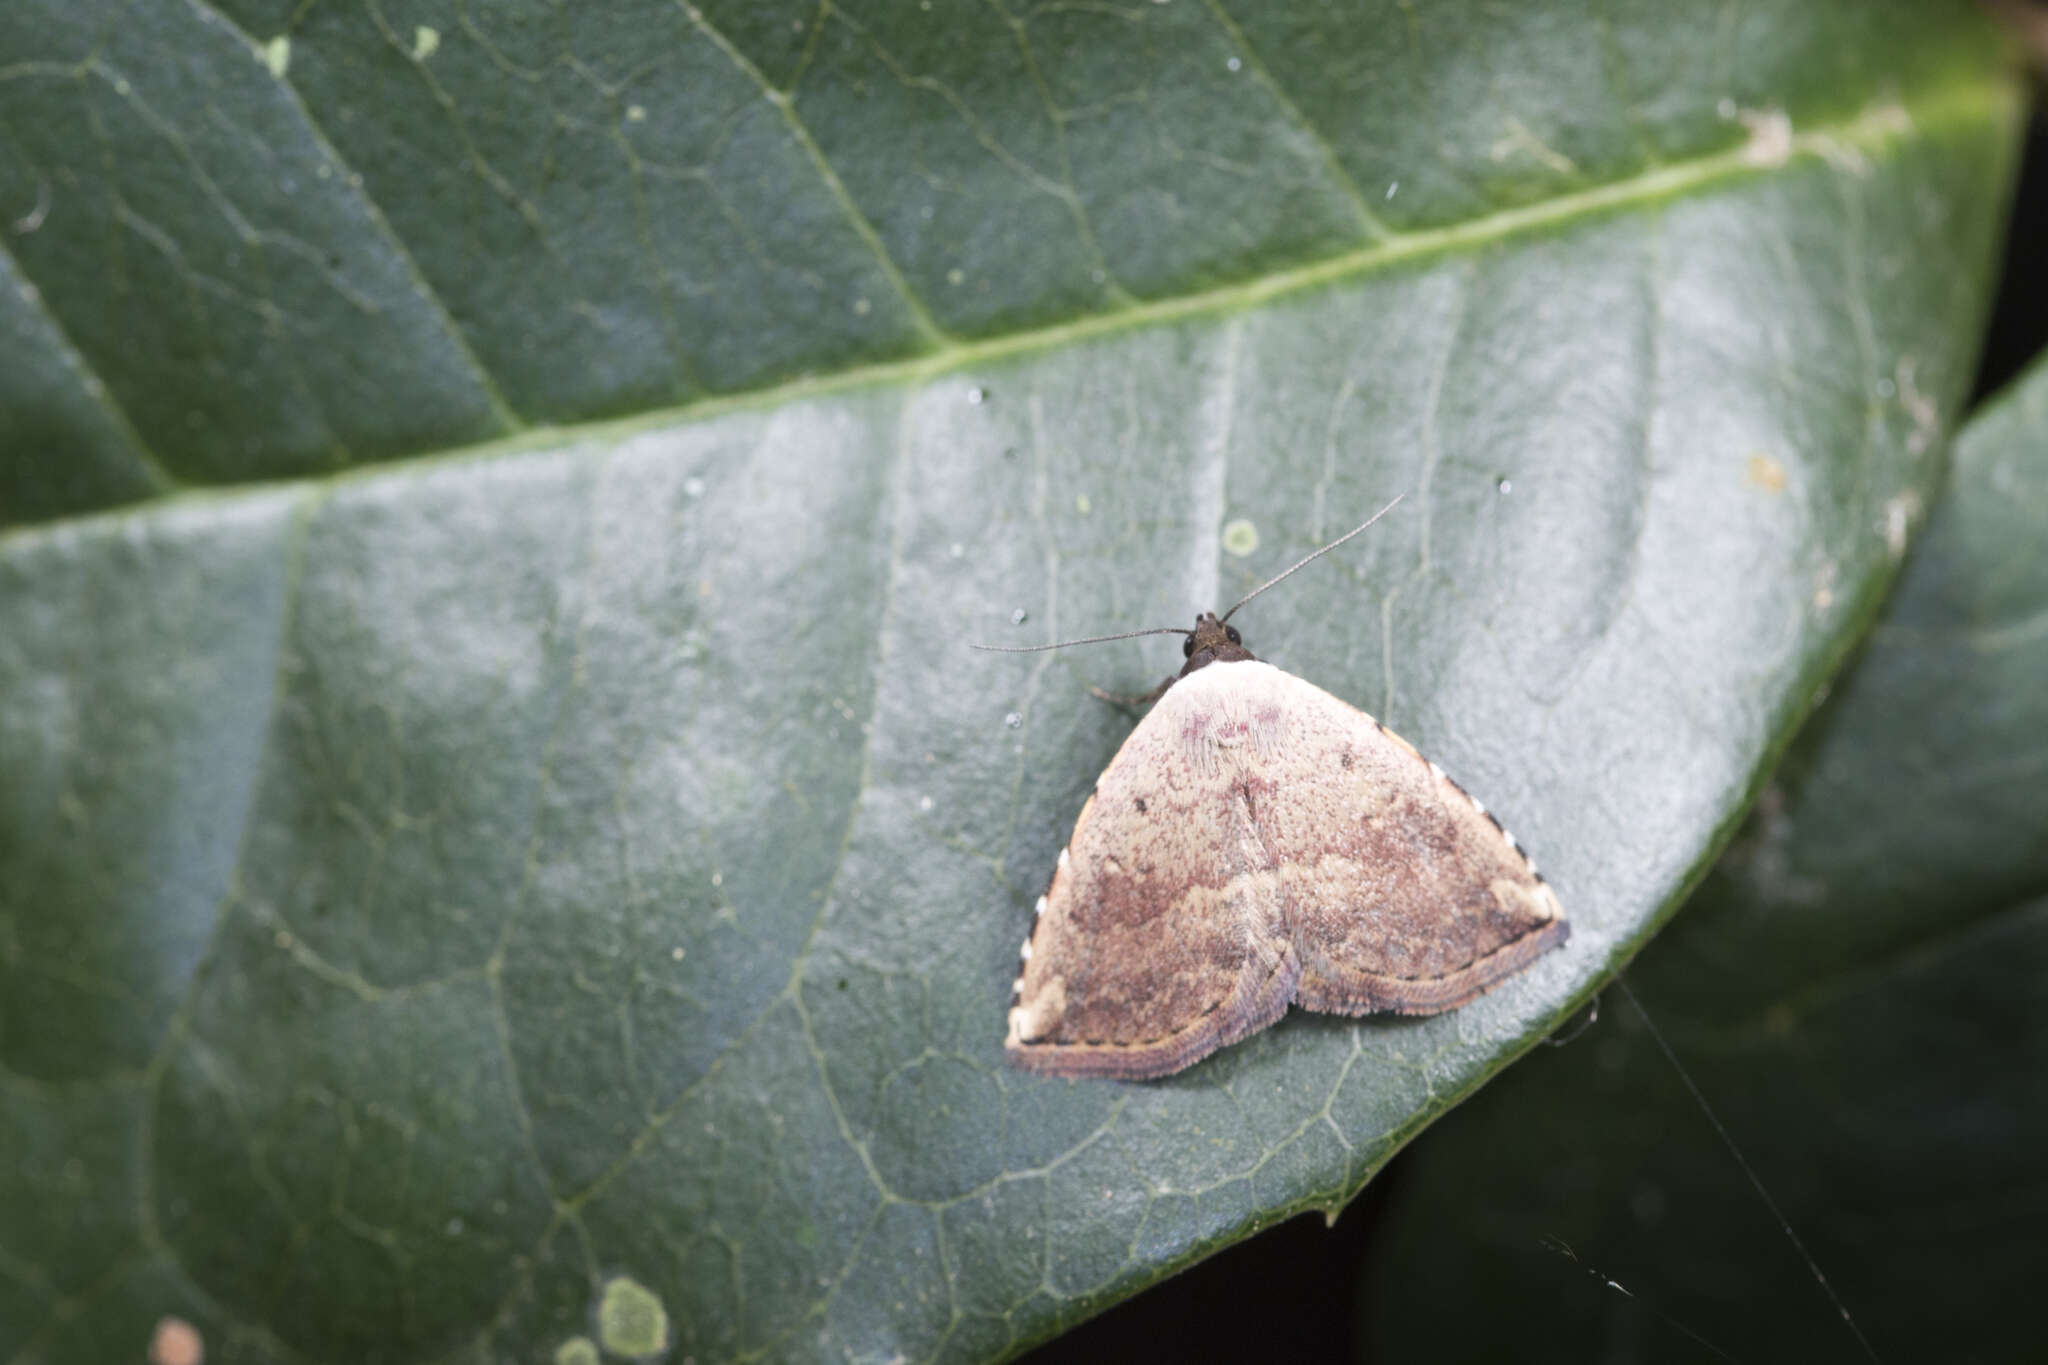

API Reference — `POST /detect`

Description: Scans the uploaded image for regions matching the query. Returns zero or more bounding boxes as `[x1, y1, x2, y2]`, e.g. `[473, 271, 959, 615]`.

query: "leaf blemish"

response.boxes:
[1884, 493, 1920, 557]
[1746, 453, 1788, 493]
[597, 1276, 670, 1359]
[1897, 355, 1938, 455]
[148, 1317, 203, 1365]
[1738, 107, 1795, 167]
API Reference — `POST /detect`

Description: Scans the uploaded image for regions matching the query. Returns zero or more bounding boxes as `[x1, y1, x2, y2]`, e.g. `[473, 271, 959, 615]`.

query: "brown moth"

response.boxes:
[982, 502, 1567, 1080]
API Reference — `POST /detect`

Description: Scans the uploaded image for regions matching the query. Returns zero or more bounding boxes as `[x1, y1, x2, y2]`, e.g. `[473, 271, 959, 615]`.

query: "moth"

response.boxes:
[980, 499, 1567, 1080]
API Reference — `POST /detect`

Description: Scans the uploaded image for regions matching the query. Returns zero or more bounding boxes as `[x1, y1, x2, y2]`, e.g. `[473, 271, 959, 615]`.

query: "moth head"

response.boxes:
[1182, 612, 1254, 673]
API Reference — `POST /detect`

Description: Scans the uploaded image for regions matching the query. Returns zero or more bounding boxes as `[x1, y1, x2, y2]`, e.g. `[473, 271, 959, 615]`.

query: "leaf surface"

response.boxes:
[1359, 353, 2048, 1363]
[0, 3, 2024, 1361]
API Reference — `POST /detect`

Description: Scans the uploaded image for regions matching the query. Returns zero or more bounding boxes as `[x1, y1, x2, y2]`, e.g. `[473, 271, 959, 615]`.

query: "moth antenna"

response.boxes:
[971, 626, 1193, 654]
[1219, 493, 1405, 624]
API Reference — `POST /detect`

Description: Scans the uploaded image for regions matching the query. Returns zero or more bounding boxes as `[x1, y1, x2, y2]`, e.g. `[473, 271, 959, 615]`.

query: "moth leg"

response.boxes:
[1089, 674, 1176, 709]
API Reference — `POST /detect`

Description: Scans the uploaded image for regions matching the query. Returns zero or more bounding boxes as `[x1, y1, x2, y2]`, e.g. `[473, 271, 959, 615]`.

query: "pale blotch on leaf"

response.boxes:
[553, 1336, 600, 1365]
[1738, 107, 1795, 167]
[1813, 560, 1838, 611]
[1746, 453, 1788, 493]
[148, 1316, 204, 1365]
[1883, 492, 1919, 558]
[1075, 493, 1092, 515]
[262, 35, 290, 79]
[1221, 518, 1259, 557]
[597, 1276, 670, 1359]
[413, 26, 440, 60]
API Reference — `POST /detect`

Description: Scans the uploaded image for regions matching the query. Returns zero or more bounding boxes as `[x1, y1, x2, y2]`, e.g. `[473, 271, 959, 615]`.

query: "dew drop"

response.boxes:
[1005, 711, 1022, 728]
[1225, 56, 1241, 72]
[919, 795, 934, 811]
[966, 385, 985, 405]
[684, 477, 705, 498]
[1011, 607, 1029, 624]
[1496, 477, 1513, 494]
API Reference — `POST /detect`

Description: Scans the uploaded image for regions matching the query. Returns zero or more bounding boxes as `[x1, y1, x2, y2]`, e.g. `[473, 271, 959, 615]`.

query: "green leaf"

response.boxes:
[1359, 353, 2048, 1362]
[0, 3, 2022, 1362]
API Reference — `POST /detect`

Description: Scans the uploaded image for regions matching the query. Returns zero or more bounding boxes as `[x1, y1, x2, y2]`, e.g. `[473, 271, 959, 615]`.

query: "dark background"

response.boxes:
[1020, 98, 2048, 1365]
